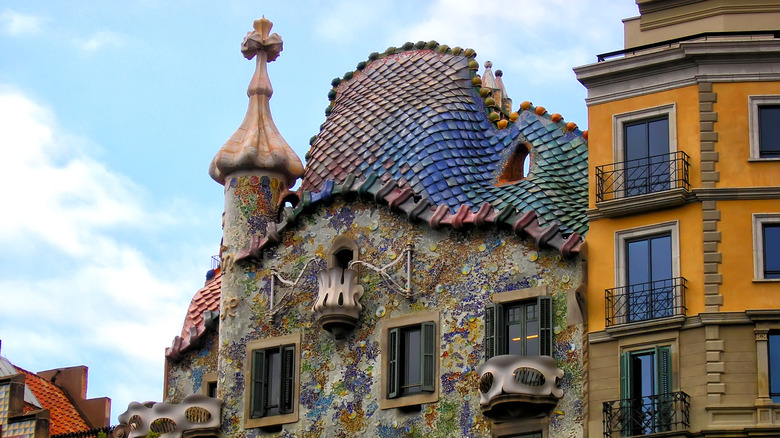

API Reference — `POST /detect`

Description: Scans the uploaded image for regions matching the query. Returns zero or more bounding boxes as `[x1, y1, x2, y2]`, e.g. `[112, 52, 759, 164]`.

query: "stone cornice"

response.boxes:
[589, 188, 695, 220]
[575, 39, 780, 105]
[694, 187, 780, 200]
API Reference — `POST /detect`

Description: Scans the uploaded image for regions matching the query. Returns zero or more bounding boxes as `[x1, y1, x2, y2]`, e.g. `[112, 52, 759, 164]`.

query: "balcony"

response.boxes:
[605, 277, 687, 328]
[602, 392, 690, 437]
[476, 355, 564, 420]
[117, 394, 222, 438]
[313, 267, 364, 339]
[594, 152, 691, 217]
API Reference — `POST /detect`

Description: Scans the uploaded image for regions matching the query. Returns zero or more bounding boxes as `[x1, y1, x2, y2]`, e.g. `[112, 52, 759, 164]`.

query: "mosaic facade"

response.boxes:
[166, 198, 585, 437]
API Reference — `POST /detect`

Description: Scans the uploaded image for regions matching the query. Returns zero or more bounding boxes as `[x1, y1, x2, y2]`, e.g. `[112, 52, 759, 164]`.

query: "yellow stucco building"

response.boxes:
[575, 1, 780, 436]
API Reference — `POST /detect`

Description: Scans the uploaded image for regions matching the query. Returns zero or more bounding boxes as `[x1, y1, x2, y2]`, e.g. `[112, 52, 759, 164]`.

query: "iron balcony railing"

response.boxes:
[603, 392, 690, 437]
[596, 151, 690, 203]
[605, 277, 687, 327]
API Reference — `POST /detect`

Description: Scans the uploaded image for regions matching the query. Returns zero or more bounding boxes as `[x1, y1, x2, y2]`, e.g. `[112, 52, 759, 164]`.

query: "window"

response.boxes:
[620, 346, 672, 436]
[612, 222, 683, 326]
[626, 233, 673, 322]
[244, 334, 300, 428]
[380, 311, 439, 409]
[201, 372, 217, 398]
[387, 323, 436, 398]
[624, 117, 671, 196]
[251, 345, 294, 418]
[770, 333, 780, 402]
[753, 214, 780, 281]
[612, 104, 678, 198]
[750, 96, 780, 159]
[484, 296, 552, 359]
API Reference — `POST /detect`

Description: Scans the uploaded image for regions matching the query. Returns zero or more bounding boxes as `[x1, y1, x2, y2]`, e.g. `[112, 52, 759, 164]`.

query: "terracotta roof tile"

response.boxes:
[180, 269, 222, 339]
[15, 367, 89, 435]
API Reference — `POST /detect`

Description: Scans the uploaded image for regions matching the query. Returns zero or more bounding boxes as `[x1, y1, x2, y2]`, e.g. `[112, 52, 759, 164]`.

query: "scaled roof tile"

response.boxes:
[302, 47, 587, 236]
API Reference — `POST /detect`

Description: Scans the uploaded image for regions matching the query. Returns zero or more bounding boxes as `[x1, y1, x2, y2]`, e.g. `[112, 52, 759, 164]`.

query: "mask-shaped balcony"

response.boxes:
[118, 394, 222, 438]
[476, 355, 564, 420]
[313, 267, 364, 339]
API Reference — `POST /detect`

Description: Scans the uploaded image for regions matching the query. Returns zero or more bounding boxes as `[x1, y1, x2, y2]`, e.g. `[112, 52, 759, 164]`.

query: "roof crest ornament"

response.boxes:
[209, 17, 304, 188]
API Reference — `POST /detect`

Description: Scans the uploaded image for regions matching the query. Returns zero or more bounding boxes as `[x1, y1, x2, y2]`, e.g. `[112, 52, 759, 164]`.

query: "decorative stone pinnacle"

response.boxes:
[209, 17, 304, 187]
[481, 60, 498, 90]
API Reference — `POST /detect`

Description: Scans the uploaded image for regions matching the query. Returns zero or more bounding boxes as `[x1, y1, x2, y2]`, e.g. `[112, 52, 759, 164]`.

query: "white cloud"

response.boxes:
[75, 30, 125, 52]
[0, 9, 43, 36]
[0, 89, 212, 419]
[394, 0, 637, 84]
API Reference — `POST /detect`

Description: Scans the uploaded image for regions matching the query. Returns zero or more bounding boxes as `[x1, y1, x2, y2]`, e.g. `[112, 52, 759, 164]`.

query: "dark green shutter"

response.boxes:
[421, 322, 436, 393]
[620, 351, 631, 400]
[280, 345, 295, 414]
[655, 346, 672, 394]
[251, 349, 266, 418]
[484, 305, 495, 359]
[619, 351, 632, 437]
[388, 327, 400, 399]
[494, 303, 506, 356]
[655, 346, 673, 432]
[538, 296, 553, 357]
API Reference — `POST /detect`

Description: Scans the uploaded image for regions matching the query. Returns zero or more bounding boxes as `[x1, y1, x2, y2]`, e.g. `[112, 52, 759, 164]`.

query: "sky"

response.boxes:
[0, 0, 638, 424]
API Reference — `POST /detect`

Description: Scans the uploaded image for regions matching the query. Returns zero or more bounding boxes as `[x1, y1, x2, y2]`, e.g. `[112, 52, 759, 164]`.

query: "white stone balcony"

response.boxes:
[313, 267, 364, 339]
[476, 355, 564, 420]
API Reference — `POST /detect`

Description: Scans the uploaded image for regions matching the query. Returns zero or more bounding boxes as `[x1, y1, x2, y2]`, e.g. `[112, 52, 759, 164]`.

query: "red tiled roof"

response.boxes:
[166, 269, 222, 360]
[15, 366, 89, 435]
[180, 268, 221, 339]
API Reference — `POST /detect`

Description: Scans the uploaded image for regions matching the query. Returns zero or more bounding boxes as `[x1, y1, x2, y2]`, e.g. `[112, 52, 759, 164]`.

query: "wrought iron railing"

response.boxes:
[603, 392, 690, 437]
[605, 277, 686, 327]
[596, 151, 690, 202]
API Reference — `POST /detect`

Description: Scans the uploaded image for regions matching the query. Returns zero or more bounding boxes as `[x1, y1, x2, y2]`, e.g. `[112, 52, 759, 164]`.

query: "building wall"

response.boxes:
[586, 84, 702, 209]
[215, 198, 585, 437]
[166, 330, 218, 403]
[712, 81, 780, 188]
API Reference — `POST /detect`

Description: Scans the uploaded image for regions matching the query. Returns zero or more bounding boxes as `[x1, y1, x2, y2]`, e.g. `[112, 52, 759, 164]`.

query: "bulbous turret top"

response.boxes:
[209, 17, 304, 188]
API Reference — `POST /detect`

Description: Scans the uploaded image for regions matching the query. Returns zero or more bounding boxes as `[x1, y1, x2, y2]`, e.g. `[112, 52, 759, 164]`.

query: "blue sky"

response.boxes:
[0, 0, 637, 423]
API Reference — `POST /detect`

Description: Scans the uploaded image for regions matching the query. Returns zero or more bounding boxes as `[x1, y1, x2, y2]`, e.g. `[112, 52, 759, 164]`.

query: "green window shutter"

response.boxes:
[387, 327, 400, 399]
[494, 303, 506, 356]
[620, 351, 631, 400]
[538, 296, 553, 357]
[619, 351, 632, 437]
[421, 322, 436, 393]
[280, 345, 295, 414]
[484, 305, 495, 359]
[251, 349, 266, 418]
[656, 346, 672, 395]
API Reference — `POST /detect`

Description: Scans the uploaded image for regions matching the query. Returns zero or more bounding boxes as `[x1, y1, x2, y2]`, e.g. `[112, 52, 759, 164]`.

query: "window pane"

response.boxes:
[507, 322, 523, 355]
[625, 122, 648, 161]
[266, 350, 281, 415]
[650, 235, 672, 282]
[764, 225, 780, 279]
[648, 118, 670, 157]
[630, 353, 655, 398]
[627, 239, 650, 285]
[525, 319, 539, 356]
[770, 334, 780, 400]
[759, 106, 780, 157]
[507, 306, 522, 323]
[402, 327, 421, 394]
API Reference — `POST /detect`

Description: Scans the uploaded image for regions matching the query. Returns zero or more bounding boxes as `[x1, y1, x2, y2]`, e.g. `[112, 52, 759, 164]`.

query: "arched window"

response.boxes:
[328, 236, 359, 274]
[496, 142, 531, 186]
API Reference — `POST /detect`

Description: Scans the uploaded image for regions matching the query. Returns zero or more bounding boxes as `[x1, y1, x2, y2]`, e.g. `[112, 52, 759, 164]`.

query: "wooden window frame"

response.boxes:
[379, 311, 439, 409]
[244, 333, 300, 429]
